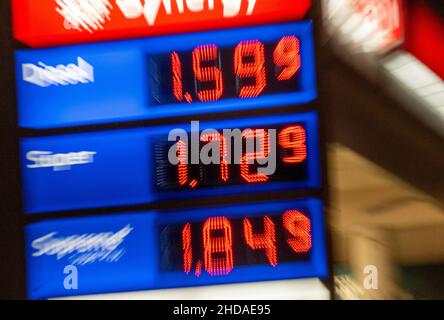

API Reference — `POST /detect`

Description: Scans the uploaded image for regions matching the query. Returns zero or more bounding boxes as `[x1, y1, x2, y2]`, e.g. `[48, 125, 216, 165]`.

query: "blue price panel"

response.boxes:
[21, 112, 321, 214]
[15, 22, 316, 129]
[25, 198, 328, 299]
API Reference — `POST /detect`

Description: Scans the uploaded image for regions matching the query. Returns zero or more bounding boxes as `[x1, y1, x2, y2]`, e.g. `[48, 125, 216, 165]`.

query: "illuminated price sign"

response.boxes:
[13, 0, 311, 47]
[21, 112, 320, 214]
[15, 22, 316, 129]
[152, 35, 302, 104]
[162, 208, 313, 276]
[323, 0, 403, 53]
[25, 198, 327, 299]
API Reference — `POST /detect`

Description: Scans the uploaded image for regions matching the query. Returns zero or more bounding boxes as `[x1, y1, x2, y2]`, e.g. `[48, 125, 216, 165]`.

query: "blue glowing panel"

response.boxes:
[25, 198, 328, 299]
[21, 112, 320, 214]
[15, 22, 316, 129]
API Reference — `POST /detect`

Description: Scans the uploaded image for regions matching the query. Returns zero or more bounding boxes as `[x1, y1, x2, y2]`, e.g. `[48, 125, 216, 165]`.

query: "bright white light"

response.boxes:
[386, 54, 443, 106]
[382, 51, 444, 136]
[53, 278, 330, 300]
[56, 0, 113, 33]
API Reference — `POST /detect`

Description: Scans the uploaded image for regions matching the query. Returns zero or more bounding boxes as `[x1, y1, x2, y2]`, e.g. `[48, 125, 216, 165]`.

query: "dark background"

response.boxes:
[0, 0, 27, 299]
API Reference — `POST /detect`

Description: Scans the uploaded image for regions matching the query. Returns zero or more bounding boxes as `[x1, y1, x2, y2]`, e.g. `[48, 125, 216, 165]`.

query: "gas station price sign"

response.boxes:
[15, 2, 330, 299]
[15, 22, 316, 129]
[150, 35, 303, 105]
[25, 199, 327, 299]
[21, 112, 320, 214]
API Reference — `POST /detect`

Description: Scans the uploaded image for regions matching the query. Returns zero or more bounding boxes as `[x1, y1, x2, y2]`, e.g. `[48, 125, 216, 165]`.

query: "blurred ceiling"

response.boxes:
[329, 144, 444, 266]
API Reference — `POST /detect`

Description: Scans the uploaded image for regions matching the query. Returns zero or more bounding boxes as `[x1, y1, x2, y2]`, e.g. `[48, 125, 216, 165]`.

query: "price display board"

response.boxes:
[15, 3, 331, 300]
[15, 22, 316, 129]
[21, 112, 320, 214]
[25, 198, 327, 299]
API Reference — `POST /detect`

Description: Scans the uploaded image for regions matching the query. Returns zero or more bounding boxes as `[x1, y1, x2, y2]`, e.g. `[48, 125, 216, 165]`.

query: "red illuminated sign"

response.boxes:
[160, 209, 313, 277]
[323, 0, 404, 53]
[403, 0, 444, 79]
[13, 0, 311, 48]
[151, 35, 302, 105]
[354, 0, 403, 50]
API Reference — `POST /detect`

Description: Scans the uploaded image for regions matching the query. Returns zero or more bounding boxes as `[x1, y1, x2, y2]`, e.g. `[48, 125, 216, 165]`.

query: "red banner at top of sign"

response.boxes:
[13, 0, 311, 48]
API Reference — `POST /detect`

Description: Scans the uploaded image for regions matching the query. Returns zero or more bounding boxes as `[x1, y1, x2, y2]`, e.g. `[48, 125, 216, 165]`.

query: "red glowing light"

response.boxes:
[234, 40, 267, 98]
[283, 210, 312, 253]
[180, 211, 313, 277]
[182, 223, 192, 274]
[192, 45, 224, 102]
[176, 140, 198, 188]
[169, 36, 304, 104]
[173, 125, 308, 189]
[203, 217, 234, 276]
[195, 260, 202, 277]
[184, 92, 193, 103]
[189, 179, 198, 188]
[177, 140, 188, 187]
[172, 51, 183, 102]
[274, 36, 301, 80]
[13, 0, 312, 48]
[354, 0, 403, 51]
[241, 129, 270, 183]
[278, 126, 307, 164]
[201, 133, 229, 182]
[243, 216, 278, 267]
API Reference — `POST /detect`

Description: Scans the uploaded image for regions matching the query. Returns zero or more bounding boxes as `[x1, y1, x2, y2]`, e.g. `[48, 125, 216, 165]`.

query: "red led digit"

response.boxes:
[241, 129, 269, 183]
[282, 210, 312, 253]
[278, 126, 307, 164]
[234, 40, 267, 98]
[203, 217, 234, 276]
[274, 36, 301, 81]
[171, 52, 183, 102]
[192, 45, 223, 102]
[201, 132, 229, 182]
[182, 223, 192, 274]
[195, 260, 202, 277]
[176, 140, 198, 188]
[243, 216, 277, 267]
[177, 140, 188, 186]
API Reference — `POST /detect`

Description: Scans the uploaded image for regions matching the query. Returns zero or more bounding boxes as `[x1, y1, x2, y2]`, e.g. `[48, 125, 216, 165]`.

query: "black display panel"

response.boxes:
[159, 210, 312, 276]
[149, 36, 303, 106]
[153, 123, 309, 191]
